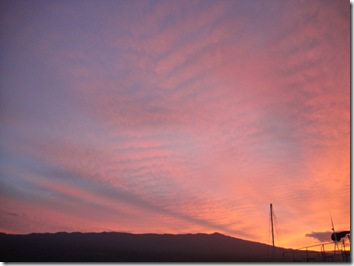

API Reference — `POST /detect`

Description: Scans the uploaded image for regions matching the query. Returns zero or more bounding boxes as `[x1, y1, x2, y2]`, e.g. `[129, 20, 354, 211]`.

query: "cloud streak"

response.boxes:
[305, 231, 333, 243]
[0, 0, 349, 249]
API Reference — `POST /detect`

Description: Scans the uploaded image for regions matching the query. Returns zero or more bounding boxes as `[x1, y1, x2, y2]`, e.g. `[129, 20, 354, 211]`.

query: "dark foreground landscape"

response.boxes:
[0, 231, 341, 262]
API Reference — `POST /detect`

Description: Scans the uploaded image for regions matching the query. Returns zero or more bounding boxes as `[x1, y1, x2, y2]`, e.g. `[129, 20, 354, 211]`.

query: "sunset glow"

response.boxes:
[0, 0, 350, 250]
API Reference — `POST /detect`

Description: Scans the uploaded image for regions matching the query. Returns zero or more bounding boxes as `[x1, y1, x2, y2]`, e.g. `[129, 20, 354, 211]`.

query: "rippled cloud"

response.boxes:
[0, 0, 349, 248]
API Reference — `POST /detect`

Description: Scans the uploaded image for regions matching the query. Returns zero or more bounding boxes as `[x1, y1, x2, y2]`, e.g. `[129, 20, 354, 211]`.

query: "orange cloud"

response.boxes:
[0, 0, 349, 250]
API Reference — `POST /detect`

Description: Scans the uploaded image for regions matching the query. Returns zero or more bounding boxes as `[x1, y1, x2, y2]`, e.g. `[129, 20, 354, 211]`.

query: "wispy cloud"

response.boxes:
[305, 231, 333, 243]
[0, 0, 349, 249]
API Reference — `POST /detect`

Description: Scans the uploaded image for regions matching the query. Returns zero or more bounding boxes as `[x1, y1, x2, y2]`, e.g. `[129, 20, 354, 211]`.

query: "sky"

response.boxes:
[0, 0, 350, 249]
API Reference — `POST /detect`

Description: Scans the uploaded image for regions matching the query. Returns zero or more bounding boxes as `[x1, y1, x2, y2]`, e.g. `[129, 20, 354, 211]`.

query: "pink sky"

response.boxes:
[0, 0, 350, 249]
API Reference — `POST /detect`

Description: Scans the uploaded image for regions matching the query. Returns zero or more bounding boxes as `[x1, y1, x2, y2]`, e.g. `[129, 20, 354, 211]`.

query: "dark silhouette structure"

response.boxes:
[331, 231, 350, 242]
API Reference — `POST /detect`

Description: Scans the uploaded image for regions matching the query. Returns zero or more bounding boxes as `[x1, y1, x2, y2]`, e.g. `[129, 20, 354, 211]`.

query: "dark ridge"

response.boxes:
[0, 231, 321, 262]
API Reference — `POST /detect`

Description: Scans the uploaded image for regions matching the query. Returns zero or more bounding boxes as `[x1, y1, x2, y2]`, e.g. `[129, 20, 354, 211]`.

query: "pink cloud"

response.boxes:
[0, 0, 349, 250]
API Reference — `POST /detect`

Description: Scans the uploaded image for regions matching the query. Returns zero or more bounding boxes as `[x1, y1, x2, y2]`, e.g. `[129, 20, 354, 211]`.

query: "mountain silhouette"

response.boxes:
[0, 231, 323, 262]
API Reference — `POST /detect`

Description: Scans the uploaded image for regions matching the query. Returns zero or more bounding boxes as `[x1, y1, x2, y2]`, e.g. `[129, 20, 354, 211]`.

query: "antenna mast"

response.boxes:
[270, 203, 275, 261]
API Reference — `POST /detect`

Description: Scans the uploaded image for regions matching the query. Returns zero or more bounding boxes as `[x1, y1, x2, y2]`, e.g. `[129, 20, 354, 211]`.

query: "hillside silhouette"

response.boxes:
[0, 231, 320, 262]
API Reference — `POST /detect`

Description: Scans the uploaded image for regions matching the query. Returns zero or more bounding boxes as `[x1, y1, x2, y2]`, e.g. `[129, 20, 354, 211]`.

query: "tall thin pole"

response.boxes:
[270, 203, 275, 261]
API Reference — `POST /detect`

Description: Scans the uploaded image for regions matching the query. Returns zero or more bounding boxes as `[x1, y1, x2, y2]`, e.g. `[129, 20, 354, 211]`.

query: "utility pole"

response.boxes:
[270, 203, 275, 261]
